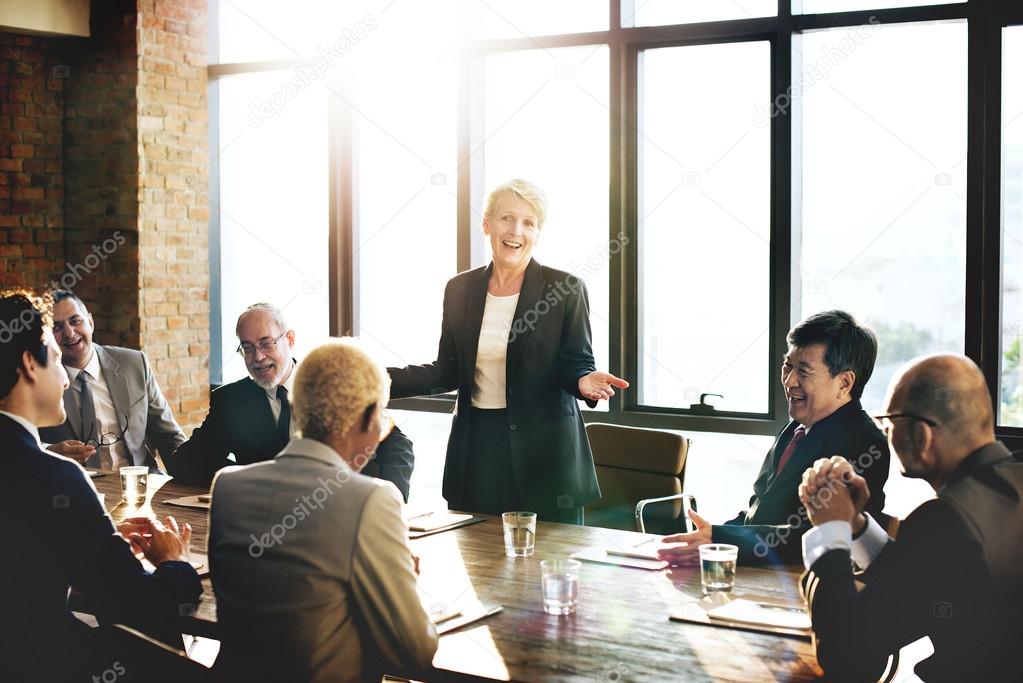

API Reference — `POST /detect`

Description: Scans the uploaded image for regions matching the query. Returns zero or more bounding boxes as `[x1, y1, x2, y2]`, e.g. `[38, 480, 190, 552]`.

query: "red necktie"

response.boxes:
[775, 425, 806, 475]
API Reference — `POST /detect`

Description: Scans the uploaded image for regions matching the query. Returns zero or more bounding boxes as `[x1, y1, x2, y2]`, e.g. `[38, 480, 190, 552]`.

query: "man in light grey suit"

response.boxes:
[209, 338, 438, 683]
[39, 290, 185, 472]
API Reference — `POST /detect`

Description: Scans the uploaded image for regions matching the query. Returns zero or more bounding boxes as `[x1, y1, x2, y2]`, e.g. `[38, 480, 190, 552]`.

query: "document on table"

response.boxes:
[406, 512, 474, 532]
[571, 546, 669, 570]
[706, 598, 811, 633]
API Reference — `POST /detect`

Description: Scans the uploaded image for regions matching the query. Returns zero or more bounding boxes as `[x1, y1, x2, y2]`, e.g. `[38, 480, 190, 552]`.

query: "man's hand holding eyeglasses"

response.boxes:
[47, 440, 96, 465]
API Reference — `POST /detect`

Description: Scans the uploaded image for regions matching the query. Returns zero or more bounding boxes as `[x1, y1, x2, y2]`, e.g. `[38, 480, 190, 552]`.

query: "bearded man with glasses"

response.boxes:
[168, 303, 415, 500]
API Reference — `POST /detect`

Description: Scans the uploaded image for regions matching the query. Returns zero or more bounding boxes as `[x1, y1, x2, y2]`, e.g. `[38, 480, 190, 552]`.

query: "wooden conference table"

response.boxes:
[90, 473, 823, 682]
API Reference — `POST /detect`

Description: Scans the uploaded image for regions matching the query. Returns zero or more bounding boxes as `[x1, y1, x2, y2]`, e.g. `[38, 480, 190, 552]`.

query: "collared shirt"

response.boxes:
[0, 410, 41, 447]
[801, 512, 890, 571]
[264, 359, 297, 437]
[65, 350, 129, 471]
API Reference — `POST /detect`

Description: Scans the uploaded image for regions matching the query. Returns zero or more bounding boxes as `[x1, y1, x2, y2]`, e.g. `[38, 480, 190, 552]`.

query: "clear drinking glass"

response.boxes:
[502, 511, 537, 557]
[541, 558, 581, 615]
[699, 543, 738, 593]
[119, 466, 148, 509]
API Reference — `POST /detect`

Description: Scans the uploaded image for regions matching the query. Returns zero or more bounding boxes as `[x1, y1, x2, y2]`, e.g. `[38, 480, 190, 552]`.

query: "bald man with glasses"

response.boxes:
[168, 303, 415, 500]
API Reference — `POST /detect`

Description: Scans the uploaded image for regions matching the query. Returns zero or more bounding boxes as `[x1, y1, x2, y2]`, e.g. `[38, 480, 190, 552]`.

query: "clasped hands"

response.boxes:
[798, 456, 871, 535]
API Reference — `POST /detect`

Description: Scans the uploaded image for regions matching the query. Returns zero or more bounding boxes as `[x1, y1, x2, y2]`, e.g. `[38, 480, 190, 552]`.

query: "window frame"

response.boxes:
[206, 0, 1023, 449]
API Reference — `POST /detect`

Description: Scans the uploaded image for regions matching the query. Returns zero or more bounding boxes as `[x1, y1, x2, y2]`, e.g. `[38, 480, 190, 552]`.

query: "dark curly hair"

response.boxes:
[0, 289, 53, 400]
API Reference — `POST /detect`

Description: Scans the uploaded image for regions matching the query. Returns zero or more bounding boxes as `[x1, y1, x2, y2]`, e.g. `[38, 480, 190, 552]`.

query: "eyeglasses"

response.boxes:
[237, 331, 288, 357]
[85, 414, 128, 450]
[872, 412, 938, 435]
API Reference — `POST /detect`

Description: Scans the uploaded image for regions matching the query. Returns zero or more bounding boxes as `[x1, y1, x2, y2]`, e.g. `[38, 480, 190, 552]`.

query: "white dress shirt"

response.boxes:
[66, 351, 129, 470]
[801, 512, 891, 571]
[472, 292, 519, 409]
[264, 360, 297, 437]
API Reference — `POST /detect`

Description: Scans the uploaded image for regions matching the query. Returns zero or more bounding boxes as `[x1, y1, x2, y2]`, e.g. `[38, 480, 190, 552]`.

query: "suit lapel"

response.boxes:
[96, 346, 131, 428]
[462, 264, 490, 382]
[243, 378, 281, 450]
[505, 259, 542, 379]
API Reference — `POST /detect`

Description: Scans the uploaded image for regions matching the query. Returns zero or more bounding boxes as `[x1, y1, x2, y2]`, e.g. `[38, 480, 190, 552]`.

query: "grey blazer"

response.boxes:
[39, 345, 185, 471]
[208, 438, 438, 683]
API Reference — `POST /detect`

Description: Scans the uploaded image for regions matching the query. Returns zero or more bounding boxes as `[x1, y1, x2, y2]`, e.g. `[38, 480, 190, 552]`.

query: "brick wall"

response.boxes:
[0, 0, 211, 433]
[0, 33, 67, 287]
[137, 0, 210, 428]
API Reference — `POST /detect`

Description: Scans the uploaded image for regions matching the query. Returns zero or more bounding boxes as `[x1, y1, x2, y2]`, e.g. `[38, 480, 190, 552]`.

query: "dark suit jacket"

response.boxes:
[713, 399, 890, 564]
[801, 442, 1023, 683]
[0, 414, 201, 682]
[388, 259, 600, 513]
[39, 344, 185, 471]
[167, 373, 415, 501]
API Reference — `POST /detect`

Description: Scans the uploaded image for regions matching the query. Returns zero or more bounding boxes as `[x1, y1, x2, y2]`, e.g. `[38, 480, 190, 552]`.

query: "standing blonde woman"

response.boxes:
[389, 179, 628, 523]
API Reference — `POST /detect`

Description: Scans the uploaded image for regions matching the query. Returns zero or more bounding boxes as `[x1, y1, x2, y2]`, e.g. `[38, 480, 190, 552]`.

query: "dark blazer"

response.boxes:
[167, 373, 415, 501]
[801, 442, 1023, 683]
[388, 259, 600, 513]
[39, 344, 185, 471]
[0, 414, 201, 682]
[713, 399, 891, 564]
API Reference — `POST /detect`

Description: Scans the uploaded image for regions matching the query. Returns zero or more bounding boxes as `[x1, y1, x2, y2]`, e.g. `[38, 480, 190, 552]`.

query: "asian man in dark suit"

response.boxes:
[0, 289, 201, 682]
[798, 354, 1023, 682]
[659, 310, 890, 565]
[39, 290, 185, 472]
[168, 303, 415, 500]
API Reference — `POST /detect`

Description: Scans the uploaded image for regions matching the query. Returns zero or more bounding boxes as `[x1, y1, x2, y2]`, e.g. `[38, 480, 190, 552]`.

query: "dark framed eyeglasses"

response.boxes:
[85, 414, 128, 449]
[872, 412, 938, 434]
[237, 331, 288, 357]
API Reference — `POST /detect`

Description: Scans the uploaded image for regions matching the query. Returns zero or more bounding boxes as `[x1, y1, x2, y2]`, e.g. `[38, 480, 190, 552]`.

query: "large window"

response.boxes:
[1001, 26, 1023, 426]
[795, 21, 968, 412]
[638, 41, 771, 414]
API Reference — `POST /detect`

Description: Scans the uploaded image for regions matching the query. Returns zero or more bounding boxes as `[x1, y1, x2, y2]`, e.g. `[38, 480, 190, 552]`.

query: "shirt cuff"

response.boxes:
[802, 520, 852, 571]
[850, 513, 889, 570]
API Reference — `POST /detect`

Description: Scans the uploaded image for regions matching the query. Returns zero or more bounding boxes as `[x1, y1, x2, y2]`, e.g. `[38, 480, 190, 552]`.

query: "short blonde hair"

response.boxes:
[483, 178, 547, 228]
[293, 339, 389, 443]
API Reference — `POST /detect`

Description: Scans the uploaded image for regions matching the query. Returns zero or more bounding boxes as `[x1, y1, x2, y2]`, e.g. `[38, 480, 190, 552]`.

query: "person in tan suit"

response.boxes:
[208, 339, 437, 683]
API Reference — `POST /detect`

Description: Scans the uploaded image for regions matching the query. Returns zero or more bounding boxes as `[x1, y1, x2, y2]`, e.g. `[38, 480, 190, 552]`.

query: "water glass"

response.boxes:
[699, 543, 738, 593]
[502, 511, 536, 557]
[120, 466, 148, 509]
[541, 558, 581, 615]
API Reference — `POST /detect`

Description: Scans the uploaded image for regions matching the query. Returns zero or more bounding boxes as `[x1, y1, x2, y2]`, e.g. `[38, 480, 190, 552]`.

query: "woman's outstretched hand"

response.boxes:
[578, 371, 630, 401]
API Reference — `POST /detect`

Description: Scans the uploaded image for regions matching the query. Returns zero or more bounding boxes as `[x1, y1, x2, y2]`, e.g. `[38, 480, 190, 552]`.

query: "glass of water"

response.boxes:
[502, 511, 536, 557]
[541, 558, 581, 615]
[699, 543, 738, 593]
[120, 466, 148, 509]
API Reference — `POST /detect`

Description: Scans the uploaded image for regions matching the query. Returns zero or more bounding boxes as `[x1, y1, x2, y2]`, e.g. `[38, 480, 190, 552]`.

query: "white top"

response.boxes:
[263, 359, 297, 437]
[66, 351, 129, 470]
[472, 292, 520, 409]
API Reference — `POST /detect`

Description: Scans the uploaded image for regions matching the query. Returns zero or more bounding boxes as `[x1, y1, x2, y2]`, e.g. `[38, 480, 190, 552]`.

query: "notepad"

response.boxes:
[705, 599, 811, 633]
[406, 512, 473, 532]
[571, 546, 669, 570]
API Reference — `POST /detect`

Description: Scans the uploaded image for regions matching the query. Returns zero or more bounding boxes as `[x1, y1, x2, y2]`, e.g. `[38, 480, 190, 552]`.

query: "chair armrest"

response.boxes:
[634, 493, 697, 534]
